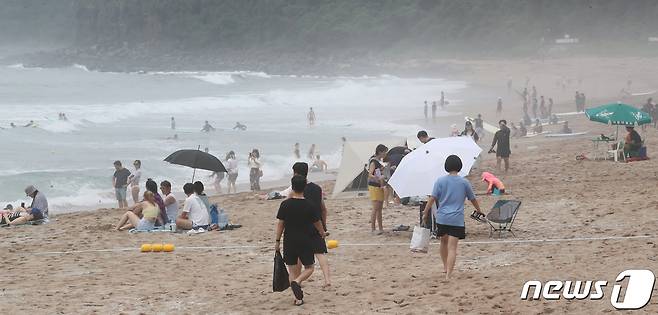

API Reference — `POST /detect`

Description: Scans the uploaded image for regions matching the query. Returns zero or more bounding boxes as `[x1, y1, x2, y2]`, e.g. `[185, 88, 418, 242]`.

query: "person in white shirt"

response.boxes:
[226, 151, 239, 194]
[127, 160, 142, 205]
[176, 183, 210, 230]
[160, 180, 178, 224]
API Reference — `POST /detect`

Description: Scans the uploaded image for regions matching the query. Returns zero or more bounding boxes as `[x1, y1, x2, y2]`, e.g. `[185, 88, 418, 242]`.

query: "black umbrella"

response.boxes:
[386, 146, 410, 158]
[164, 148, 227, 181]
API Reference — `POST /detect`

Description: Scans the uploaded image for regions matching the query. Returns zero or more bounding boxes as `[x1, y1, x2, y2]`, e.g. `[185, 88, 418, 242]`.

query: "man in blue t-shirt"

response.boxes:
[421, 155, 483, 280]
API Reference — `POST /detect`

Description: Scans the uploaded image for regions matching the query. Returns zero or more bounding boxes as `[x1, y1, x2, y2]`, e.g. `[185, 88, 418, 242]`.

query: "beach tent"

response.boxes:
[332, 138, 406, 198]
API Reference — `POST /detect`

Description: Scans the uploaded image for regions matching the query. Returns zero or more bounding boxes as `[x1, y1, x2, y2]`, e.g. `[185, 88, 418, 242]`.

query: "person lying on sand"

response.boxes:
[115, 191, 160, 231]
[275, 175, 326, 306]
[482, 172, 506, 194]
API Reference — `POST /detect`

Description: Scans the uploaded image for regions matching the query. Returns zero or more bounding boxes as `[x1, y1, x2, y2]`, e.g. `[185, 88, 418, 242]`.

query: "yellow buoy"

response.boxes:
[327, 240, 339, 249]
[140, 244, 152, 252]
[151, 243, 164, 252]
[163, 244, 175, 252]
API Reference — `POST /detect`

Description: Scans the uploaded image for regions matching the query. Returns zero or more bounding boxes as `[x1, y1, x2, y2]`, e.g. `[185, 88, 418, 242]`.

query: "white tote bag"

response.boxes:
[410, 226, 431, 253]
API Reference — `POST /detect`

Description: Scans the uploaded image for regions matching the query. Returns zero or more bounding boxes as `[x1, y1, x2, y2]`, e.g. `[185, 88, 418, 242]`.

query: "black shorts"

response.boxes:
[312, 237, 328, 254]
[437, 224, 466, 240]
[283, 246, 315, 266]
[496, 151, 510, 158]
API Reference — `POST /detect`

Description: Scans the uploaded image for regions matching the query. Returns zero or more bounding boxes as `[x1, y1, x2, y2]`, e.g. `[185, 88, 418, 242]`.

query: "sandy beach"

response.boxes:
[3, 57, 658, 314]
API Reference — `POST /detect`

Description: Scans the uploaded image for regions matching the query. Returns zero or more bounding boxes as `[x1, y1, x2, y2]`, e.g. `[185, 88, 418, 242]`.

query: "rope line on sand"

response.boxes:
[30, 234, 654, 255]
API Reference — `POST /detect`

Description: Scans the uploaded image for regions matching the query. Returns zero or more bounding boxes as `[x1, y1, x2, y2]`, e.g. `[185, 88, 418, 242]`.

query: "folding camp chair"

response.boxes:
[486, 200, 521, 238]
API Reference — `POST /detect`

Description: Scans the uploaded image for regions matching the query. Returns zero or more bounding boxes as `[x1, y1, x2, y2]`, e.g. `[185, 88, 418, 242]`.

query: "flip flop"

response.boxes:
[294, 299, 304, 306]
[290, 281, 304, 300]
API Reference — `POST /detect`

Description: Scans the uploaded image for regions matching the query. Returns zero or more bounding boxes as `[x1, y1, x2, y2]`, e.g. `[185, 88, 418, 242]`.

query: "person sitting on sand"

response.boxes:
[2, 185, 49, 225]
[194, 181, 212, 215]
[549, 114, 559, 125]
[422, 155, 483, 280]
[201, 120, 216, 132]
[115, 191, 159, 231]
[561, 121, 572, 134]
[160, 180, 178, 224]
[275, 175, 326, 306]
[624, 126, 643, 152]
[311, 155, 328, 172]
[519, 122, 527, 137]
[482, 172, 506, 194]
[533, 119, 543, 134]
[176, 183, 210, 230]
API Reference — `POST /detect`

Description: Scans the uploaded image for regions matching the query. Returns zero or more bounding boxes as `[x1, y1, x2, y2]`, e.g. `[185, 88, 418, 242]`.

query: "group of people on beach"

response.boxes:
[112, 160, 235, 232]
[1, 185, 49, 226]
[423, 91, 447, 121]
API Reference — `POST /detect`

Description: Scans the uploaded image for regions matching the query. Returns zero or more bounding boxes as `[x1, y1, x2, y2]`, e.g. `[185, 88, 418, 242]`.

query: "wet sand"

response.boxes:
[2, 57, 658, 314]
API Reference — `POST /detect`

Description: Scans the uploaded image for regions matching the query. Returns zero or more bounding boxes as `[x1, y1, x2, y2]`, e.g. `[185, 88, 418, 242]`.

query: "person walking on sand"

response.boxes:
[291, 162, 332, 287]
[275, 175, 326, 306]
[112, 160, 131, 208]
[226, 151, 238, 194]
[532, 97, 538, 119]
[307, 107, 316, 127]
[368, 144, 388, 234]
[171, 117, 176, 130]
[422, 155, 483, 280]
[127, 160, 142, 205]
[496, 97, 503, 116]
[489, 120, 511, 173]
[248, 149, 262, 191]
[440, 91, 446, 109]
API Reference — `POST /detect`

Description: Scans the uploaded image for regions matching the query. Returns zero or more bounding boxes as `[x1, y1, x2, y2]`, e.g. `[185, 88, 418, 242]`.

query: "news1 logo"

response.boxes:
[520, 270, 656, 310]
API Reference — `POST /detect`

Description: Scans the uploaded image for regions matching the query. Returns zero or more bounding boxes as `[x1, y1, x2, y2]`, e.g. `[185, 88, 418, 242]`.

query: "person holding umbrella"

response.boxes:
[421, 155, 483, 280]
